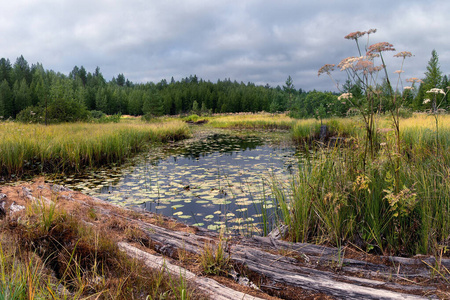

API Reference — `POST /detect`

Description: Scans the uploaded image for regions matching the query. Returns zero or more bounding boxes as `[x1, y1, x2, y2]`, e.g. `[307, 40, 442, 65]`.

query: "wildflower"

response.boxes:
[366, 28, 377, 35]
[426, 88, 445, 94]
[423, 99, 431, 104]
[394, 51, 413, 58]
[394, 70, 404, 74]
[403, 86, 414, 90]
[344, 31, 365, 40]
[318, 64, 335, 76]
[368, 65, 384, 73]
[354, 59, 373, 71]
[406, 77, 423, 84]
[338, 93, 353, 100]
[337, 56, 361, 71]
[366, 53, 380, 60]
[366, 42, 395, 55]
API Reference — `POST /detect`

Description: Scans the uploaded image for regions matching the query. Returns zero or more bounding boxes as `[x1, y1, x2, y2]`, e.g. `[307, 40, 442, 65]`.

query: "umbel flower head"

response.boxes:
[338, 93, 353, 100]
[394, 51, 413, 58]
[345, 31, 365, 40]
[344, 29, 377, 40]
[337, 56, 361, 71]
[366, 42, 395, 55]
[318, 64, 335, 76]
[426, 88, 445, 95]
[406, 77, 423, 84]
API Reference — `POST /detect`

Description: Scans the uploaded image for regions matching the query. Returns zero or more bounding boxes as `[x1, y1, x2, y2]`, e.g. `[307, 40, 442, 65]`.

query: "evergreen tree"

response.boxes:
[0, 58, 12, 86]
[0, 80, 12, 118]
[12, 79, 32, 116]
[415, 50, 442, 110]
[13, 55, 32, 85]
[283, 75, 295, 110]
[116, 73, 126, 87]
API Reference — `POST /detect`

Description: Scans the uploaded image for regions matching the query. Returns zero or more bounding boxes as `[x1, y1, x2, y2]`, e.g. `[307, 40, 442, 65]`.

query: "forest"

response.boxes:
[0, 53, 448, 124]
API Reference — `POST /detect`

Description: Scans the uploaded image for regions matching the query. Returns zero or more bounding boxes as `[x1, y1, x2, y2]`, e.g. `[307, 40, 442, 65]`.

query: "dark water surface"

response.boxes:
[54, 130, 299, 234]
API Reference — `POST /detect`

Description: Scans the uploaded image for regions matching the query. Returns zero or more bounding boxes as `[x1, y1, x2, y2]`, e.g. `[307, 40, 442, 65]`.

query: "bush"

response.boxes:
[90, 110, 106, 119]
[17, 99, 90, 124]
[183, 114, 200, 122]
[16, 106, 45, 123]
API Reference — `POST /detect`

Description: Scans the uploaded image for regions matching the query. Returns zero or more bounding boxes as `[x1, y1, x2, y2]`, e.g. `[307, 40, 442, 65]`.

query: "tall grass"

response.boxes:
[208, 113, 295, 130]
[0, 203, 202, 299]
[0, 120, 190, 177]
[273, 114, 450, 256]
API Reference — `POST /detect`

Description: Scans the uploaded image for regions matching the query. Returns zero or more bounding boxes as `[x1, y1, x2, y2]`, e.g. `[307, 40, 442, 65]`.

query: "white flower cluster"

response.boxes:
[426, 88, 445, 95]
[338, 93, 353, 100]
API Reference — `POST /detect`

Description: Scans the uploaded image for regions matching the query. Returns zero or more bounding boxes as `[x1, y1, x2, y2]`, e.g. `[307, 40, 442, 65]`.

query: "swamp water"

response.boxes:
[55, 131, 299, 235]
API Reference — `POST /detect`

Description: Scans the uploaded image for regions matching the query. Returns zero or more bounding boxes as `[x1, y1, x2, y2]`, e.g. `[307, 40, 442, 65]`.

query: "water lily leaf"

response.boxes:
[178, 215, 192, 219]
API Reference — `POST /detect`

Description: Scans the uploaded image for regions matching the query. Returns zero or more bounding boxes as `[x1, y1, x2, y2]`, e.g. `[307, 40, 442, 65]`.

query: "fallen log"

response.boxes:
[231, 245, 435, 299]
[110, 214, 440, 299]
[118, 242, 264, 300]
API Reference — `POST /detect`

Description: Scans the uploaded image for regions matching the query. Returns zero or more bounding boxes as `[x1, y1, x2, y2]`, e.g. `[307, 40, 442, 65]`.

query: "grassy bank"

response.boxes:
[0, 120, 190, 178]
[208, 113, 295, 130]
[0, 180, 206, 299]
[273, 113, 450, 256]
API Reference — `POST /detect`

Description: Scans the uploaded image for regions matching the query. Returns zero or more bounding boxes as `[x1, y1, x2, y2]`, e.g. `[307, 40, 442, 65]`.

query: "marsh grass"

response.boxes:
[199, 233, 231, 276]
[208, 113, 295, 130]
[1, 204, 201, 299]
[272, 114, 450, 256]
[0, 120, 190, 178]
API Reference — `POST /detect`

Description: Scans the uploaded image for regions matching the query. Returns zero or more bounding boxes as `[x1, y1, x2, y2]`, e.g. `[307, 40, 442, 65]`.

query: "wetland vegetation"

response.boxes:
[2, 111, 449, 258]
[2, 28, 450, 298]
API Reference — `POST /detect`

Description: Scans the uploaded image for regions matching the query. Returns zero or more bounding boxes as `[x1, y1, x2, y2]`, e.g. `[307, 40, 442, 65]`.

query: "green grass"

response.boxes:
[208, 113, 295, 130]
[0, 120, 190, 178]
[271, 113, 450, 256]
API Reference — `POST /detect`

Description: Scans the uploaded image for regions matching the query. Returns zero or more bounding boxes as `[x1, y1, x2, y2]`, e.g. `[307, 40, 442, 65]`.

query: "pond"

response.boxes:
[54, 130, 299, 235]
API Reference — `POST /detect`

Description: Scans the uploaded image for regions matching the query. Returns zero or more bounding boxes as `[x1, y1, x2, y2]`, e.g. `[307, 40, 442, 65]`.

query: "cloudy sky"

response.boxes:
[1, 0, 449, 91]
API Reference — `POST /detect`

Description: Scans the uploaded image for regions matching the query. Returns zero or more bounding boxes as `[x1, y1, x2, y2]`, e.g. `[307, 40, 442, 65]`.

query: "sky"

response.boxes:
[1, 0, 449, 92]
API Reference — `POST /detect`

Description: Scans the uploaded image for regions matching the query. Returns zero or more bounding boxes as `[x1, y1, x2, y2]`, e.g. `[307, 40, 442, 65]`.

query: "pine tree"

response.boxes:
[415, 50, 442, 110]
[0, 80, 12, 118]
[283, 75, 295, 110]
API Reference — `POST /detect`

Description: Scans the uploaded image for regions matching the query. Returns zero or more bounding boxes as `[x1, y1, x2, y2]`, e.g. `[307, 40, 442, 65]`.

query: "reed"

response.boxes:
[208, 113, 295, 130]
[0, 120, 190, 177]
[272, 114, 450, 256]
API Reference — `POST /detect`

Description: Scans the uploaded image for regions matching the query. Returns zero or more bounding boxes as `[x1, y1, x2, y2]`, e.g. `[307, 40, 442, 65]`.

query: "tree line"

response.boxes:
[0, 54, 446, 123]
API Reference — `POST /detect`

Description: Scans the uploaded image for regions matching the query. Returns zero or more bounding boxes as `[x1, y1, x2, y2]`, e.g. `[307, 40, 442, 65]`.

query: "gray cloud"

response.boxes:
[1, 0, 449, 91]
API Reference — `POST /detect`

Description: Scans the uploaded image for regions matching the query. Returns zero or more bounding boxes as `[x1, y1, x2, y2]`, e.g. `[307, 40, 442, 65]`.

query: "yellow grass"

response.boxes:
[0, 120, 190, 176]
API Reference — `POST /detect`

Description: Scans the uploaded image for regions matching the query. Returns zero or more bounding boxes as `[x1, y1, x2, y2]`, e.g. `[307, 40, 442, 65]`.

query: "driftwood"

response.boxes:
[231, 245, 432, 300]
[241, 236, 450, 280]
[109, 209, 444, 299]
[118, 242, 264, 300]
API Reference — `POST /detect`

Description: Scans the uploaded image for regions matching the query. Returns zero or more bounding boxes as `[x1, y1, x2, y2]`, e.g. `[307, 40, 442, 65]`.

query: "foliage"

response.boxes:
[199, 235, 231, 276]
[414, 50, 444, 110]
[0, 54, 365, 121]
[183, 114, 200, 122]
[273, 115, 450, 255]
